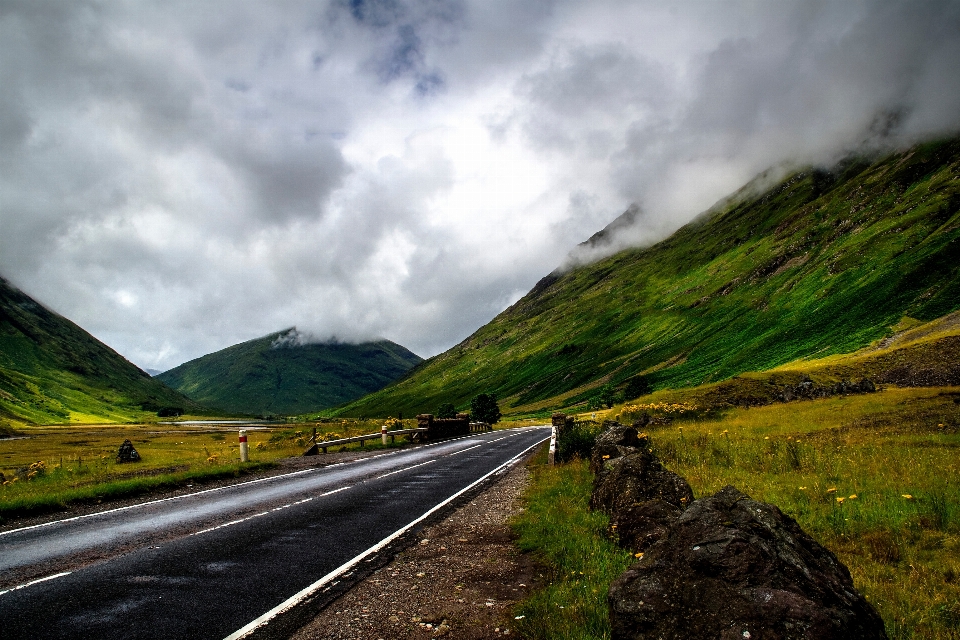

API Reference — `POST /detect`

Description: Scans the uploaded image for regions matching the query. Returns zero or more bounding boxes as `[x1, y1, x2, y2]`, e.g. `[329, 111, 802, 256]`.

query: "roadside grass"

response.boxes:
[512, 459, 632, 640]
[0, 417, 422, 520]
[647, 386, 960, 640]
[513, 387, 960, 639]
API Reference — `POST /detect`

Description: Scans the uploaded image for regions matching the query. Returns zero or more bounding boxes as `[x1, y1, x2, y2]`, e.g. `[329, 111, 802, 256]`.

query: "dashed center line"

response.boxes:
[375, 459, 436, 480]
[190, 486, 352, 537]
[447, 444, 482, 456]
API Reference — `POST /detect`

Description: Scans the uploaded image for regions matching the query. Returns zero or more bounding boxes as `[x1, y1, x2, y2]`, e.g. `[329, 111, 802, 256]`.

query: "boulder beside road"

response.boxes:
[607, 485, 888, 640]
[589, 429, 694, 516]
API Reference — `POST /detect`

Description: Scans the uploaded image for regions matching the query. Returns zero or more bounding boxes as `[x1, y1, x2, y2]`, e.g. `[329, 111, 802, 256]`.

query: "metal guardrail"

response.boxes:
[303, 428, 428, 455]
[302, 421, 493, 455]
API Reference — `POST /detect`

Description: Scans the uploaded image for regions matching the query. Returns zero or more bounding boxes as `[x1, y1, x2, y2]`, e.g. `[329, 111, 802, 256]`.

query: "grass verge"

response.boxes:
[511, 458, 632, 640]
[0, 418, 424, 521]
[0, 461, 274, 520]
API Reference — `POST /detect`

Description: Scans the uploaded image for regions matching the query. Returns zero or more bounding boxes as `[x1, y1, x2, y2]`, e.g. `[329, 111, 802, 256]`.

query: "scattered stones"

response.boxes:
[608, 485, 888, 640]
[779, 378, 877, 403]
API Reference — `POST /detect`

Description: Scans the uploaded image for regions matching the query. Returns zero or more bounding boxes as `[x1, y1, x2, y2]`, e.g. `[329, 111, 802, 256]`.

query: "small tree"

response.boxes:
[590, 384, 622, 410]
[436, 402, 457, 419]
[470, 393, 501, 425]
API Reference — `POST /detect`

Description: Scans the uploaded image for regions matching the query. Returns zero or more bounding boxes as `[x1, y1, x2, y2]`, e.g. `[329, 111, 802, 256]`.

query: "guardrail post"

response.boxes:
[239, 429, 249, 463]
[382, 424, 388, 446]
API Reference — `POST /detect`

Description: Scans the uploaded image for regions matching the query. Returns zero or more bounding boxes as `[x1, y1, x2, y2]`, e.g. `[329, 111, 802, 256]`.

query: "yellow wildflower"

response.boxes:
[836, 497, 845, 504]
[634, 552, 644, 559]
[902, 494, 914, 500]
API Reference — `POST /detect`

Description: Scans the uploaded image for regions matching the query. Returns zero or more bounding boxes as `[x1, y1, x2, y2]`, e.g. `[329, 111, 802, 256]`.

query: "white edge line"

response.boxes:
[0, 426, 549, 539]
[0, 571, 72, 597]
[223, 433, 551, 640]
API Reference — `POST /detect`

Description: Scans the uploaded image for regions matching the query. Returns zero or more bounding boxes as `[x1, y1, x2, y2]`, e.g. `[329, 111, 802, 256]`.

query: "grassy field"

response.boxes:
[0, 417, 427, 521]
[514, 386, 960, 639]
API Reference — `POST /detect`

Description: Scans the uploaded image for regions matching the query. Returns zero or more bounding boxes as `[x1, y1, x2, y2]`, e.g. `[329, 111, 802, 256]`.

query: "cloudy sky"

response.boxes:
[2, 1, 959, 371]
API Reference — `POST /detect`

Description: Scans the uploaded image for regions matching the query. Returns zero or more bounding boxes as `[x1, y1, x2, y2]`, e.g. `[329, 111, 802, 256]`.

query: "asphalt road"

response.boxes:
[0, 426, 551, 640]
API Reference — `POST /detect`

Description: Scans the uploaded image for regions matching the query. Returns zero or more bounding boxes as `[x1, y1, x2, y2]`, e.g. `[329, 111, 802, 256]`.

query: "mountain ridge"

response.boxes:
[156, 328, 423, 416]
[335, 137, 960, 418]
[0, 276, 201, 425]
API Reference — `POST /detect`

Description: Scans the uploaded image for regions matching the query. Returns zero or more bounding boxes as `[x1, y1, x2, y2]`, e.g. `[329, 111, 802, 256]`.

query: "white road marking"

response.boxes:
[447, 444, 482, 456]
[0, 572, 72, 597]
[0, 439, 461, 538]
[375, 459, 435, 480]
[223, 433, 550, 640]
[189, 487, 351, 537]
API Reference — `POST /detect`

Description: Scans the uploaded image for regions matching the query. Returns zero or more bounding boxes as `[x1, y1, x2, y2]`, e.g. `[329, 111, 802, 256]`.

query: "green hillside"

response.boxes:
[0, 277, 202, 426]
[156, 329, 423, 416]
[339, 137, 960, 418]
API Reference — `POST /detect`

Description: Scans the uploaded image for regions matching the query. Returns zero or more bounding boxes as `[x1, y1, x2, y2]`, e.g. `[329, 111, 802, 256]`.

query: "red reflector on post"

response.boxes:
[239, 435, 247, 443]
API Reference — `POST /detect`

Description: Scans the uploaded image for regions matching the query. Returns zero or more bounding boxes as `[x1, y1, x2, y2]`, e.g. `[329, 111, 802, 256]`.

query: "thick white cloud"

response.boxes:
[1, 0, 958, 370]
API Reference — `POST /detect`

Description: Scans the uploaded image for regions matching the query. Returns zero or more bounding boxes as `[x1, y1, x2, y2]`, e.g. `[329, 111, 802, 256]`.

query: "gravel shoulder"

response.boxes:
[290, 459, 540, 640]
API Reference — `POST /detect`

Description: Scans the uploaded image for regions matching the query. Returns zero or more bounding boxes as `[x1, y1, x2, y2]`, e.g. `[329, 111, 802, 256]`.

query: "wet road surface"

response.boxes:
[0, 426, 551, 640]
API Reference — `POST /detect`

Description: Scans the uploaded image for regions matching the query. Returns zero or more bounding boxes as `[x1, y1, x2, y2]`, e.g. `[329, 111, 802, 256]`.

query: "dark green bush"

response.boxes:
[556, 419, 603, 463]
[471, 393, 501, 424]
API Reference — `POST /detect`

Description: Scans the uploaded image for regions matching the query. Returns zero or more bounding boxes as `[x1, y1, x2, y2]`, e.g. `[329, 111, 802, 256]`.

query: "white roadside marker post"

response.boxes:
[382, 424, 389, 446]
[548, 426, 557, 465]
[239, 429, 249, 462]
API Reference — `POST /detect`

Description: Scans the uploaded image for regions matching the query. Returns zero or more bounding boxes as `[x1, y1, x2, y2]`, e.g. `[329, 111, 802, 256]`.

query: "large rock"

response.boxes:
[590, 440, 694, 515]
[609, 485, 888, 640]
[589, 421, 644, 475]
[611, 499, 683, 552]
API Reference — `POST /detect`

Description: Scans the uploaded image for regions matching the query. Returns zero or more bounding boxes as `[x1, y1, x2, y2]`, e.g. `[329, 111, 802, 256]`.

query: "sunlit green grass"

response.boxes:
[512, 459, 632, 640]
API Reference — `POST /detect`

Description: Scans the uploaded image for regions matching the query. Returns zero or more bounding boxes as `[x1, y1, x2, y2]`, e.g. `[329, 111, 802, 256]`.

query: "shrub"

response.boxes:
[556, 419, 603, 463]
[624, 375, 652, 399]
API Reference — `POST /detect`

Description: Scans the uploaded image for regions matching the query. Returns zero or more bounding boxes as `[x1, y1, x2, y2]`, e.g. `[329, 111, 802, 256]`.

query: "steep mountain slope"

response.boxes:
[0, 277, 201, 425]
[156, 329, 423, 416]
[339, 138, 960, 417]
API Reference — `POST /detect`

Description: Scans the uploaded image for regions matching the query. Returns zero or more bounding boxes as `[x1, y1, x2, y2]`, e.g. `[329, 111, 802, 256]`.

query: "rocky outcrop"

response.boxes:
[611, 499, 683, 553]
[590, 428, 694, 516]
[589, 421, 644, 475]
[779, 378, 876, 402]
[608, 485, 888, 640]
[589, 422, 693, 553]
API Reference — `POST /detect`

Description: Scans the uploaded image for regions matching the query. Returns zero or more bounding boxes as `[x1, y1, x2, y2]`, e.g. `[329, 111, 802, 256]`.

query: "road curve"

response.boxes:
[0, 426, 551, 640]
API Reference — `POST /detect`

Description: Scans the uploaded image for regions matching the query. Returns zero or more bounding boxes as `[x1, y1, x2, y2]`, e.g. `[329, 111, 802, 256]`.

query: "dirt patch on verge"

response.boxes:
[291, 461, 538, 640]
